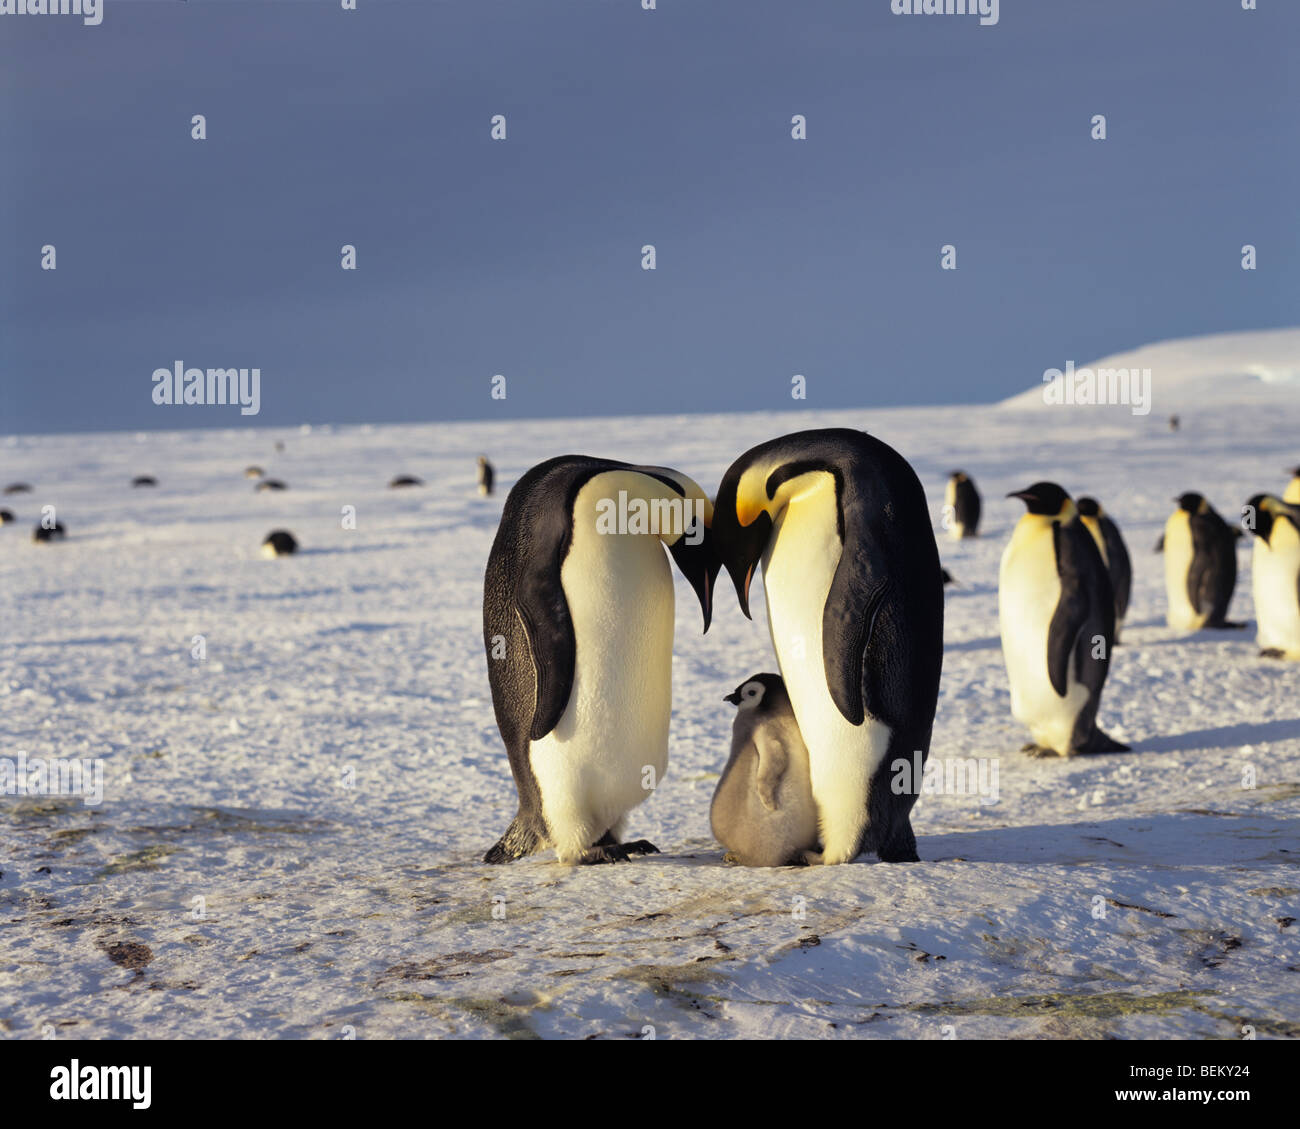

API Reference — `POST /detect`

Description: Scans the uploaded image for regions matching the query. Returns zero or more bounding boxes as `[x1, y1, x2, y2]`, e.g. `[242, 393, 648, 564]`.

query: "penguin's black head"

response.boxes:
[1075, 496, 1101, 518]
[1175, 492, 1207, 514]
[1288, 466, 1300, 478]
[1007, 482, 1072, 518]
[1245, 493, 1274, 540]
[723, 672, 787, 712]
[949, 470, 967, 482]
[667, 518, 722, 633]
[712, 430, 859, 619]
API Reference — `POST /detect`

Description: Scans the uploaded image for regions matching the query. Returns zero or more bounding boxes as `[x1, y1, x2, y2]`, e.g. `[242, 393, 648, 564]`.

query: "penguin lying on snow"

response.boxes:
[4, 483, 32, 495]
[244, 465, 265, 479]
[712, 674, 819, 867]
[389, 475, 423, 488]
[132, 475, 157, 488]
[711, 428, 943, 864]
[944, 471, 981, 539]
[1162, 493, 1243, 630]
[261, 530, 298, 557]
[482, 456, 719, 865]
[1000, 483, 1127, 757]
[256, 479, 287, 492]
[32, 521, 66, 543]
[1075, 497, 1131, 642]
[1245, 494, 1300, 660]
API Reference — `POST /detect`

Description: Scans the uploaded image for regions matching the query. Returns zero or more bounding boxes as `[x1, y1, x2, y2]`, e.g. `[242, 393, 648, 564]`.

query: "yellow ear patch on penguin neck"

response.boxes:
[736, 495, 765, 528]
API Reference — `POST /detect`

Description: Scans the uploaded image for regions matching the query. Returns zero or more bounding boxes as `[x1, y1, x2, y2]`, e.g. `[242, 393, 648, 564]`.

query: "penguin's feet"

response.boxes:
[1260, 647, 1286, 659]
[1020, 743, 1057, 758]
[1205, 619, 1247, 630]
[798, 850, 824, 867]
[1075, 729, 1131, 755]
[577, 839, 660, 865]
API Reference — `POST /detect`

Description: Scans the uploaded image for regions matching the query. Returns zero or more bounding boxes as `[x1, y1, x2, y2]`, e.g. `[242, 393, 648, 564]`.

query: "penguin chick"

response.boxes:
[711, 673, 820, 867]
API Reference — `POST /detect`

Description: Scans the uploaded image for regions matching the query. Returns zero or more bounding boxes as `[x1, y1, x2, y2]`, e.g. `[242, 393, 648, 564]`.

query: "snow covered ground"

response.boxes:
[2, 334, 1298, 1040]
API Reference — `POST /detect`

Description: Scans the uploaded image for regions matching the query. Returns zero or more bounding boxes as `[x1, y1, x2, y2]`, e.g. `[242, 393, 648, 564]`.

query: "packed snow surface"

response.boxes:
[2, 352, 1298, 1039]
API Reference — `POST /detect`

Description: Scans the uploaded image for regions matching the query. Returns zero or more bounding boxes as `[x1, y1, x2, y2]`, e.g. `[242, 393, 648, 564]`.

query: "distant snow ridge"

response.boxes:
[1001, 327, 1300, 411]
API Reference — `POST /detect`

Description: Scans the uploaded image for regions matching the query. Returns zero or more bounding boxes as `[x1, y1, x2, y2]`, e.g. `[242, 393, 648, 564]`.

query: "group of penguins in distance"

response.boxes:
[4, 456, 497, 557]
[479, 429, 1300, 868]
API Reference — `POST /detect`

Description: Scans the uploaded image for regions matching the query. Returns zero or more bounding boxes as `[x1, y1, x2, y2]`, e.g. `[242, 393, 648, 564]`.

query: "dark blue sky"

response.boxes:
[2, 0, 1296, 433]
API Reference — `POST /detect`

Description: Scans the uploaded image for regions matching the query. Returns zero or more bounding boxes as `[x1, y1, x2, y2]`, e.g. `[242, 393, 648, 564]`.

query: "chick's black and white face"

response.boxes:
[729, 679, 766, 711]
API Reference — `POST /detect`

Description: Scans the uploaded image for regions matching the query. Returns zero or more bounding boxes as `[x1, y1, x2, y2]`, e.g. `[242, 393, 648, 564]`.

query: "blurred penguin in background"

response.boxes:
[1162, 493, 1243, 631]
[1244, 494, 1300, 660]
[477, 456, 495, 497]
[1283, 466, 1300, 505]
[1076, 497, 1132, 643]
[1000, 482, 1127, 757]
[944, 470, 981, 540]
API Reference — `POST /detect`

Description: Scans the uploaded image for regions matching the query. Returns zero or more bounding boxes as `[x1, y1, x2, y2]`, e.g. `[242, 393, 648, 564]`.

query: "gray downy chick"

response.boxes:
[712, 673, 820, 866]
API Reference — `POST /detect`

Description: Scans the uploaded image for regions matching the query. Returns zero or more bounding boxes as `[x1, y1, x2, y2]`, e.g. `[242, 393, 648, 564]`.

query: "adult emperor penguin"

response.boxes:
[1245, 494, 1300, 659]
[1000, 483, 1128, 757]
[1075, 496, 1132, 642]
[1162, 493, 1243, 630]
[711, 429, 943, 865]
[712, 673, 818, 867]
[482, 455, 718, 865]
[1283, 467, 1300, 505]
[944, 470, 981, 540]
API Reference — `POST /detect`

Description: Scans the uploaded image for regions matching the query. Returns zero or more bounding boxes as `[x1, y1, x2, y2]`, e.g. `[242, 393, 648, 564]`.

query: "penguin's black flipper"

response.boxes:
[1100, 516, 1131, 623]
[1048, 519, 1115, 704]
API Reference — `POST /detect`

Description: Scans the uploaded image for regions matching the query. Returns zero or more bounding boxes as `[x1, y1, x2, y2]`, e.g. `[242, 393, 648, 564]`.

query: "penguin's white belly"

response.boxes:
[529, 535, 674, 862]
[1164, 515, 1205, 630]
[944, 479, 962, 540]
[1253, 534, 1300, 657]
[761, 481, 890, 864]
[999, 523, 1089, 754]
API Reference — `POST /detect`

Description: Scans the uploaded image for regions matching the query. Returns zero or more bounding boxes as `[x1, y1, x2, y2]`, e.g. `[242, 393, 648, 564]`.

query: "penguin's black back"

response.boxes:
[1188, 507, 1237, 621]
[952, 475, 981, 534]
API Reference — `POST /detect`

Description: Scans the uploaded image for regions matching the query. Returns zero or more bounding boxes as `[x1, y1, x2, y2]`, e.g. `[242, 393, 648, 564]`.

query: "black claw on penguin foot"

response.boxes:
[577, 839, 660, 865]
[1020, 743, 1055, 758]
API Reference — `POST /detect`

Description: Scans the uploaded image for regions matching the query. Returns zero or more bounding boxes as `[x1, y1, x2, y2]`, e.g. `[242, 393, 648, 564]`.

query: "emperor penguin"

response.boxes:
[711, 429, 943, 865]
[1162, 493, 1243, 630]
[32, 521, 66, 543]
[478, 456, 495, 497]
[261, 530, 298, 557]
[1245, 494, 1300, 659]
[712, 673, 819, 867]
[1000, 483, 1127, 757]
[482, 456, 719, 865]
[1283, 467, 1300, 505]
[1075, 496, 1132, 642]
[944, 471, 981, 540]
